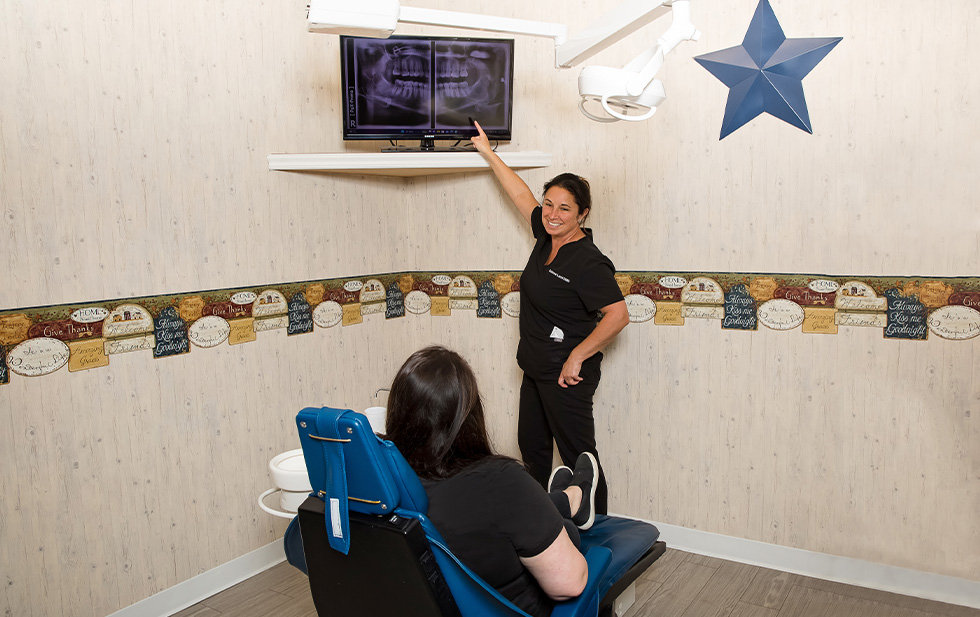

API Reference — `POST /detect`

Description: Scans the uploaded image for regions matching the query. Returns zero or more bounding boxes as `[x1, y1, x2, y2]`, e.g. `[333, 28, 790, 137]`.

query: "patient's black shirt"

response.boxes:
[422, 458, 564, 617]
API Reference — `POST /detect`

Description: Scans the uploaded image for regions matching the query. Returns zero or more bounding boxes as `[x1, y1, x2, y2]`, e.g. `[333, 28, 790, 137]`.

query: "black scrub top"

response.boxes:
[517, 206, 624, 381]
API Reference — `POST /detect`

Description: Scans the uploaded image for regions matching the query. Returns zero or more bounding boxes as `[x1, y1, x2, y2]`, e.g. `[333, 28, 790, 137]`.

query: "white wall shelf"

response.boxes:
[267, 151, 552, 177]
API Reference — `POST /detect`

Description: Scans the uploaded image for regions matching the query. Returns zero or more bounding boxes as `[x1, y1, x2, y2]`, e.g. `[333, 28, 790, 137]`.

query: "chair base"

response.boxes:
[611, 583, 636, 617]
[298, 496, 462, 617]
[598, 541, 666, 617]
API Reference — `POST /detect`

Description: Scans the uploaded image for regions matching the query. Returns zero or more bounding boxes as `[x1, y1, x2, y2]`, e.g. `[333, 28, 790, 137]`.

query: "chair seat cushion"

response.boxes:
[579, 515, 660, 598]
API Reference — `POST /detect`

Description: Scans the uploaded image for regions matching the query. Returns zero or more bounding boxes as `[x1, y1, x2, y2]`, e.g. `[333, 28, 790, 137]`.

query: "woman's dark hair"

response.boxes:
[543, 173, 592, 221]
[385, 346, 498, 480]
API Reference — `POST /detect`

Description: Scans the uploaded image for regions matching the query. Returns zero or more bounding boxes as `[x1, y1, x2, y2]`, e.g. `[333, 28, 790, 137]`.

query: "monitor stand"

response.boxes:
[382, 138, 477, 153]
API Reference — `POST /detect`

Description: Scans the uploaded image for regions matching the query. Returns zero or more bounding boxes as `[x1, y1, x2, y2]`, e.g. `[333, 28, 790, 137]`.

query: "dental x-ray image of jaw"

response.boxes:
[434, 41, 511, 130]
[353, 39, 432, 128]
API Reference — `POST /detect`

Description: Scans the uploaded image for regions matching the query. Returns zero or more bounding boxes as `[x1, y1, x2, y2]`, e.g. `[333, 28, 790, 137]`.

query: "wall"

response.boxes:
[1, 1, 978, 616]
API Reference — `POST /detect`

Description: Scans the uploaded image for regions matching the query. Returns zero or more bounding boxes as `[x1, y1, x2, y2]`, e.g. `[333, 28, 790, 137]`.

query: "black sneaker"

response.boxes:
[547, 465, 573, 493]
[571, 453, 598, 531]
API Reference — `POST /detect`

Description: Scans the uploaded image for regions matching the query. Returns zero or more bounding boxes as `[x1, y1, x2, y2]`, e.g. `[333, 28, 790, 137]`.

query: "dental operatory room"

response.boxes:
[2, 0, 979, 616]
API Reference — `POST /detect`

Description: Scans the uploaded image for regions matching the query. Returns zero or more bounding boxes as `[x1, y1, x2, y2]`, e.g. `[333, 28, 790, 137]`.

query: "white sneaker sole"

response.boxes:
[547, 465, 572, 493]
[577, 452, 598, 531]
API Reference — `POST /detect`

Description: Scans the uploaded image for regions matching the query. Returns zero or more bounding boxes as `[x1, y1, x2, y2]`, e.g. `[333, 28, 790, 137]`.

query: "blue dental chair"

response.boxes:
[287, 406, 665, 617]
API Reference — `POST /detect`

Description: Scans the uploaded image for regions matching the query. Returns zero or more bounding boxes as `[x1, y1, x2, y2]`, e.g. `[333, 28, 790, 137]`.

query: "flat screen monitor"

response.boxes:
[340, 35, 515, 150]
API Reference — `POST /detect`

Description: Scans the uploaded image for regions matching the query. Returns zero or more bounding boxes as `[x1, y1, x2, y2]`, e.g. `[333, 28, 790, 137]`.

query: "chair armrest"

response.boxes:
[550, 547, 613, 617]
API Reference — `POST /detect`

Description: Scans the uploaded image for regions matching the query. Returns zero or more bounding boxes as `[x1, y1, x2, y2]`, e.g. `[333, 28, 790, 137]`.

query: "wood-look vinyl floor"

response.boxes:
[172, 549, 979, 617]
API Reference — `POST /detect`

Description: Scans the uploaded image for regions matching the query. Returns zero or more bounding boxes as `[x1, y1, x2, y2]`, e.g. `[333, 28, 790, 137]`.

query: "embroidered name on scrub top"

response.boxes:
[549, 269, 570, 283]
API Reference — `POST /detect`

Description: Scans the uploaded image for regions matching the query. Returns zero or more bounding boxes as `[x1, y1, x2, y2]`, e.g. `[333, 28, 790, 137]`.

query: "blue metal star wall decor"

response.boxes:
[694, 0, 841, 139]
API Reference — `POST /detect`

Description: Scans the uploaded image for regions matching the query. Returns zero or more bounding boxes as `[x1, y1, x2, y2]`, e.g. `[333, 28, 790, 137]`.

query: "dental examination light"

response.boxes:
[307, 0, 700, 123]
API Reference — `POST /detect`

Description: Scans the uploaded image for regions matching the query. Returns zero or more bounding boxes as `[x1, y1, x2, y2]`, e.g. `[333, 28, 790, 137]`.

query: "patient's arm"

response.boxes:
[520, 528, 588, 601]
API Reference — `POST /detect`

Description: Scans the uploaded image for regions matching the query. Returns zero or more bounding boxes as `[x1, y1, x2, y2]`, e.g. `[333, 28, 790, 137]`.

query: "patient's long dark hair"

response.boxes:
[385, 346, 500, 480]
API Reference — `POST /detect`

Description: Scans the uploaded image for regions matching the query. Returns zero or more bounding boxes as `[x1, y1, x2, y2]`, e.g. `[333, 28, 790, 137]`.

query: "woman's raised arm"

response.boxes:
[470, 120, 538, 225]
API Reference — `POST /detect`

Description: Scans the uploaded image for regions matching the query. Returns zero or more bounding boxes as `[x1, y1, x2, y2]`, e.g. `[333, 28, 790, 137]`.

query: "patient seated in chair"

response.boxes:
[385, 346, 600, 617]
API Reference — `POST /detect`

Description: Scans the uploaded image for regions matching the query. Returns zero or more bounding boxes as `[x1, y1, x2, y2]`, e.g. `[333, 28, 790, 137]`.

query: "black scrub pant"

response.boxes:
[518, 370, 608, 514]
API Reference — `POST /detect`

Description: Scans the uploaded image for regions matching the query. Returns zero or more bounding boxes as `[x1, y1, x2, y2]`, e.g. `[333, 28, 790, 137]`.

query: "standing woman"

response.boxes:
[470, 121, 629, 514]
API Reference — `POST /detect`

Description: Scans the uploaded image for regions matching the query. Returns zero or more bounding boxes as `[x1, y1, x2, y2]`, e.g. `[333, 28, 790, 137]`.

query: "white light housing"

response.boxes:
[308, 0, 400, 38]
[578, 66, 666, 123]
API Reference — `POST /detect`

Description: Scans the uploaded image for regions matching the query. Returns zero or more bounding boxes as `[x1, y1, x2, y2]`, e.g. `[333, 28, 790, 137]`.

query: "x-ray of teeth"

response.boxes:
[345, 37, 513, 135]
[353, 40, 432, 128]
[434, 42, 511, 129]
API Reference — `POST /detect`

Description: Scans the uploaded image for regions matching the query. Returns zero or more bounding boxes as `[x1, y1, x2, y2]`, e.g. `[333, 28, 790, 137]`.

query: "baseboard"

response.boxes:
[108, 521, 980, 615]
[106, 540, 287, 617]
[624, 517, 980, 610]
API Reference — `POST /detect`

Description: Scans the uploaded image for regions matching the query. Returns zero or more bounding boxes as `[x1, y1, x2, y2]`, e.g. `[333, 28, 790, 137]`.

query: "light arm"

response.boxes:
[398, 7, 566, 46]
[555, 0, 672, 68]
[307, 0, 679, 68]
[625, 0, 701, 96]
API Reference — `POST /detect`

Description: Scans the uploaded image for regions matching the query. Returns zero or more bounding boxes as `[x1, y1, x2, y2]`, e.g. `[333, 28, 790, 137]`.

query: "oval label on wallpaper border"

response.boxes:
[313, 300, 343, 328]
[659, 276, 688, 289]
[343, 280, 364, 293]
[808, 279, 840, 293]
[7, 337, 70, 377]
[189, 316, 231, 348]
[71, 307, 109, 324]
[625, 294, 656, 323]
[927, 305, 980, 340]
[404, 290, 431, 315]
[502, 292, 521, 318]
[758, 299, 805, 331]
[431, 275, 452, 286]
[232, 291, 257, 305]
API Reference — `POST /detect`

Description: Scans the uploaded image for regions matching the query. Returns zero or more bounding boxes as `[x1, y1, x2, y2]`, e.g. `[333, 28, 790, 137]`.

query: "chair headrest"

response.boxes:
[297, 407, 428, 516]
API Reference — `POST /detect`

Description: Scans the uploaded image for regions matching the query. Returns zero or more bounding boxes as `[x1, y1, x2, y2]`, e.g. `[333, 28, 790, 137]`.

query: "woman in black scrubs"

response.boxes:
[471, 122, 629, 513]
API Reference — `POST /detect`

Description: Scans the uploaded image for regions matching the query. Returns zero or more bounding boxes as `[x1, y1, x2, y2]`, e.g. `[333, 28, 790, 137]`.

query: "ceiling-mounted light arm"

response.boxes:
[307, 0, 568, 55]
[307, 0, 678, 69]
[625, 0, 700, 96]
[554, 0, 673, 68]
[397, 7, 567, 47]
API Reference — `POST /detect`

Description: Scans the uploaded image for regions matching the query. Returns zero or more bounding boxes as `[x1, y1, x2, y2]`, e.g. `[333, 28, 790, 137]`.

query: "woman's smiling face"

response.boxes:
[541, 186, 589, 240]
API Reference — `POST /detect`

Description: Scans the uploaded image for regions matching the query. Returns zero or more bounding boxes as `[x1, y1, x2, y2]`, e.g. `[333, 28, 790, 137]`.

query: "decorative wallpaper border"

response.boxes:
[2, 271, 979, 384]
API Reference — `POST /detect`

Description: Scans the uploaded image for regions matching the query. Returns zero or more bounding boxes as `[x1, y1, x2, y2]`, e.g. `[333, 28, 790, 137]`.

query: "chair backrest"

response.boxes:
[295, 406, 569, 617]
[296, 406, 428, 517]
